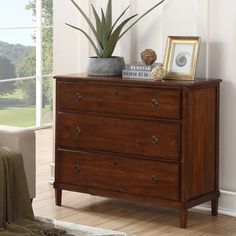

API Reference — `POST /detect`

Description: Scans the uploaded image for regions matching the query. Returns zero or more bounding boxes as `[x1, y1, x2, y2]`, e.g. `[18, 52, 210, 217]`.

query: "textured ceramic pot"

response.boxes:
[87, 56, 125, 76]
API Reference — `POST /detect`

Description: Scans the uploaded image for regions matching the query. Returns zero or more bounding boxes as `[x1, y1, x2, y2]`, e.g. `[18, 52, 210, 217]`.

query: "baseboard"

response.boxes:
[48, 162, 55, 185]
[194, 190, 236, 217]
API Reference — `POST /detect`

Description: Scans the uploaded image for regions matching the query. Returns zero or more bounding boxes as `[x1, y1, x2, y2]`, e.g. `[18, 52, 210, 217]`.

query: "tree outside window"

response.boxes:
[0, 0, 53, 127]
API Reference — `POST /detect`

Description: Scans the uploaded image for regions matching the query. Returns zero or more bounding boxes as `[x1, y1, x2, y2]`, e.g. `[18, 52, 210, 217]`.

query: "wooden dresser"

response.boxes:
[54, 74, 221, 228]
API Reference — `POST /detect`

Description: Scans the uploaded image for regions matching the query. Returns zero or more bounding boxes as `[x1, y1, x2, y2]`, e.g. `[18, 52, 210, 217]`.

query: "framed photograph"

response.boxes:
[163, 36, 200, 80]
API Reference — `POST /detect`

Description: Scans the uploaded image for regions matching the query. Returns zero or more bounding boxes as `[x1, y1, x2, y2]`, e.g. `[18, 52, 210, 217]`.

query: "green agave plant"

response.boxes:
[66, 0, 165, 58]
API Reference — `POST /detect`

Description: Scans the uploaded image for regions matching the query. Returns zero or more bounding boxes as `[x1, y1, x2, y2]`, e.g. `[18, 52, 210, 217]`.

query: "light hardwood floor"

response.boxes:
[33, 128, 236, 236]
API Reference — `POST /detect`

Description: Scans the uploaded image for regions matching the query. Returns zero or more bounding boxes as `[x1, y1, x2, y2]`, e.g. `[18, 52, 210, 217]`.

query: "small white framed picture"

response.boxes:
[163, 36, 201, 80]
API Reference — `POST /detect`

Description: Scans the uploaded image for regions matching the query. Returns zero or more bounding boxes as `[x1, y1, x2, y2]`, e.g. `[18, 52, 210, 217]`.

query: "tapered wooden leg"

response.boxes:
[211, 198, 219, 216]
[179, 208, 188, 228]
[55, 189, 62, 206]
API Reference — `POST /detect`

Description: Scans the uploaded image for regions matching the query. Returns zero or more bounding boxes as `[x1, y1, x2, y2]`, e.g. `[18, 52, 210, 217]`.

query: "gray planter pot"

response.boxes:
[87, 57, 125, 77]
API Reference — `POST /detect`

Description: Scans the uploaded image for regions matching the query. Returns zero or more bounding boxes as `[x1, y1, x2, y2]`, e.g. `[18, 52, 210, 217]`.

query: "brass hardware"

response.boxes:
[75, 163, 81, 173]
[151, 98, 159, 108]
[113, 89, 119, 96]
[151, 175, 158, 184]
[75, 92, 82, 101]
[75, 127, 81, 135]
[151, 135, 159, 144]
[113, 161, 119, 166]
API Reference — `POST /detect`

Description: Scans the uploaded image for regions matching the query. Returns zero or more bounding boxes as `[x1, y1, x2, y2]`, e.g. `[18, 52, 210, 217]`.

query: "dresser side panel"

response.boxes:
[184, 86, 218, 200]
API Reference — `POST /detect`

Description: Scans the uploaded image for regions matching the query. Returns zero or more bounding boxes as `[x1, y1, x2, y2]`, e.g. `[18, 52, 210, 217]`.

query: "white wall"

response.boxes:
[53, 0, 236, 216]
[53, 0, 90, 75]
[208, 0, 236, 192]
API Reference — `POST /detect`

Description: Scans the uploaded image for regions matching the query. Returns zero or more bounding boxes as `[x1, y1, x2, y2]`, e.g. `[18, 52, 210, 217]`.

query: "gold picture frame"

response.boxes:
[163, 36, 201, 80]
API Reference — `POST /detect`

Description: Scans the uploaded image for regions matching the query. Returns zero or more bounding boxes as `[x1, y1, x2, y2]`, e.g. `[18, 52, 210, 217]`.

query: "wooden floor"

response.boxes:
[33, 128, 236, 236]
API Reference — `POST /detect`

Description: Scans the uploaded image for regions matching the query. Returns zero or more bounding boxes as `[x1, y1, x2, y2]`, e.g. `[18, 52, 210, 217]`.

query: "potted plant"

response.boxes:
[66, 0, 165, 76]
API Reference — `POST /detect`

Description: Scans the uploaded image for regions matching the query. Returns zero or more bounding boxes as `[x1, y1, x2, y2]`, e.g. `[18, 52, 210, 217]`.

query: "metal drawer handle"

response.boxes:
[75, 126, 81, 135]
[151, 98, 159, 108]
[113, 161, 119, 166]
[75, 163, 81, 173]
[75, 92, 82, 101]
[113, 89, 119, 96]
[151, 175, 158, 184]
[151, 135, 159, 144]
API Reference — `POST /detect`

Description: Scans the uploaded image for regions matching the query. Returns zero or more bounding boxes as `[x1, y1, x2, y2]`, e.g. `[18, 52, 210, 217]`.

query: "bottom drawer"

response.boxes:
[56, 150, 180, 201]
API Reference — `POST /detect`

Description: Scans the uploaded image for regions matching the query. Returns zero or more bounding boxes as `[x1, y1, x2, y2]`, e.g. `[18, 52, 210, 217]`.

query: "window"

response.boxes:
[0, 0, 53, 127]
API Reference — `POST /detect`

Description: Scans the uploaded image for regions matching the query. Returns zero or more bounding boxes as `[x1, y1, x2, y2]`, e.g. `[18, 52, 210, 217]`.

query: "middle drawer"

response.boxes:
[57, 113, 180, 161]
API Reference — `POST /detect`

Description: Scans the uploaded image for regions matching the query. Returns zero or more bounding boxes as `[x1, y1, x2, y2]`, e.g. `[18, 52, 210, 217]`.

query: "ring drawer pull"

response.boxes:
[75, 163, 81, 173]
[151, 98, 159, 108]
[151, 135, 159, 144]
[113, 161, 119, 166]
[151, 175, 158, 184]
[113, 89, 119, 96]
[75, 126, 81, 135]
[75, 92, 82, 101]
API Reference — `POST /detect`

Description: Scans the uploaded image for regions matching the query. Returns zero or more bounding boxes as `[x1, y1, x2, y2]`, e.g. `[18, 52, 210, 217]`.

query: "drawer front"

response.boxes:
[57, 150, 180, 201]
[57, 113, 180, 161]
[57, 82, 181, 120]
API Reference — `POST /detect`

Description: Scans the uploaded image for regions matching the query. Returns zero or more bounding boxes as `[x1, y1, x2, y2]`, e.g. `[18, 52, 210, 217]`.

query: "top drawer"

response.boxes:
[57, 81, 181, 120]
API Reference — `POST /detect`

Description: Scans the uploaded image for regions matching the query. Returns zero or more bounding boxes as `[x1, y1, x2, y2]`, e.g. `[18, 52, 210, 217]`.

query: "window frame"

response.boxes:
[0, 0, 53, 128]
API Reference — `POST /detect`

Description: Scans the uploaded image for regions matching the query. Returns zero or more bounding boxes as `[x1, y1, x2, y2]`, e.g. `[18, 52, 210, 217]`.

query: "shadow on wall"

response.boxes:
[208, 42, 226, 186]
[208, 42, 223, 78]
[208, 42, 236, 190]
[218, 80, 236, 190]
[197, 40, 207, 78]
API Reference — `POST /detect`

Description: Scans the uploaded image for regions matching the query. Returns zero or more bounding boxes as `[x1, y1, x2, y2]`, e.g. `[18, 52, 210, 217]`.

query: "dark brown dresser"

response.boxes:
[53, 74, 221, 228]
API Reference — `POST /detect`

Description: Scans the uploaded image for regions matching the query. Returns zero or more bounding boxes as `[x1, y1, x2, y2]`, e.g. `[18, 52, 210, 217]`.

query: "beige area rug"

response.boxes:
[38, 217, 129, 236]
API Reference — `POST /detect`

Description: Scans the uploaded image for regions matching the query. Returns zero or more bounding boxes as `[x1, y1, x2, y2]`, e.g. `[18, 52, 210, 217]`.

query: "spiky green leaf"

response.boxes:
[65, 23, 101, 57]
[101, 9, 109, 50]
[119, 0, 165, 39]
[91, 4, 102, 46]
[69, 0, 101, 46]
[101, 14, 138, 58]
[67, 0, 165, 58]
[105, 0, 112, 31]
[110, 5, 130, 34]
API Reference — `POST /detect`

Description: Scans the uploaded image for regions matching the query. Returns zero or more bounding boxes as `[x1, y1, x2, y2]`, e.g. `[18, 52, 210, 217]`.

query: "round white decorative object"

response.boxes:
[151, 65, 166, 80]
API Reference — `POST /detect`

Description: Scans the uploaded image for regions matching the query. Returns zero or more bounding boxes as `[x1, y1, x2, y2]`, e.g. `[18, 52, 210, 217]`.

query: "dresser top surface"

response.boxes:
[54, 73, 221, 88]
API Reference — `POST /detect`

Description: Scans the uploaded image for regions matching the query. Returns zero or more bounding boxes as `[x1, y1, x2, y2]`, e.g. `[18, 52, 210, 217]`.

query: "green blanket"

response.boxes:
[0, 146, 70, 235]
